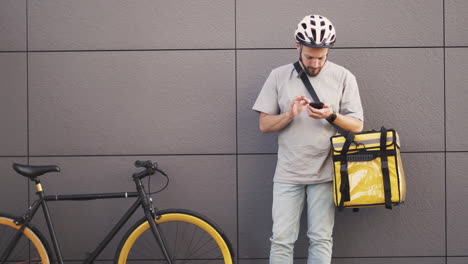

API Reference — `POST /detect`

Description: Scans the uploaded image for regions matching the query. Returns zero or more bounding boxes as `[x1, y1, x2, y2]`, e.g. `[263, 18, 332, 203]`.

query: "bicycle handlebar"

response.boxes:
[134, 160, 153, 168]
[133, 160, 167, 179]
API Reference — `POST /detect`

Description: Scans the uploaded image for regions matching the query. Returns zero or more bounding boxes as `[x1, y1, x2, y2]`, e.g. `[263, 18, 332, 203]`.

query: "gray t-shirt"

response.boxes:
[253, 61, 363, 184]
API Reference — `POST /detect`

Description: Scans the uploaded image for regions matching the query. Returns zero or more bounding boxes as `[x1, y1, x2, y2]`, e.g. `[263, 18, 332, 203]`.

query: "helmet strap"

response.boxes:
[298, 44, 304, 64]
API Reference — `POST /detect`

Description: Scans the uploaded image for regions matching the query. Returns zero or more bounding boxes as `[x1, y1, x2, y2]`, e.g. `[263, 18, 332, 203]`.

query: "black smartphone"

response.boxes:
[309, 102, 324, 109]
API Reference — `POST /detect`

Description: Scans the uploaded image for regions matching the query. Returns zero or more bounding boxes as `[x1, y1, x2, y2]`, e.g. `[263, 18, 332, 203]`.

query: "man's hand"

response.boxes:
[307, 102, 333, 119]
[288, 96, 310, 119]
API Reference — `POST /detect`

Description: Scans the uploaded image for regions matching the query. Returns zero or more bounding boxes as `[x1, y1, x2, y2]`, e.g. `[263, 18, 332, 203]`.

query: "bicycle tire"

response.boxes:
[0, 213, 52, 264]
[115, 209, 234, 264]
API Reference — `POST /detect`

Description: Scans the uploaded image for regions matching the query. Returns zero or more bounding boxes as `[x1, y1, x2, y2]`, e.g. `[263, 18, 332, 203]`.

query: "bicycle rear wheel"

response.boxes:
[0, 213, 51, 264]
[115, 209, 234, 264]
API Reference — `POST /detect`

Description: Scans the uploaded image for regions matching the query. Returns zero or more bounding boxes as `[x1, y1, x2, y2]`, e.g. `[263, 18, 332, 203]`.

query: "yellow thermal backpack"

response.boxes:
[330, 127, 406, 210]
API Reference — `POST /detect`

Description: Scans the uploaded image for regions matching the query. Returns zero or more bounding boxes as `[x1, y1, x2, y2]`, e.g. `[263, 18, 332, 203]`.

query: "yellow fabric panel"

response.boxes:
[332, 131, 398, 152]
[397, 148, 406, 201]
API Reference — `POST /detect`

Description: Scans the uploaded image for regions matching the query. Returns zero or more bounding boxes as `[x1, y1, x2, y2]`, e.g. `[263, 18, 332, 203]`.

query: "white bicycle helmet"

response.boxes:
[295, 14, 336, 47]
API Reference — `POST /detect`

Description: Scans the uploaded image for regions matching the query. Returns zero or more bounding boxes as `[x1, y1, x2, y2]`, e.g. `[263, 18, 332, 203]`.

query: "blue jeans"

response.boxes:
[270, 181, 335, 264]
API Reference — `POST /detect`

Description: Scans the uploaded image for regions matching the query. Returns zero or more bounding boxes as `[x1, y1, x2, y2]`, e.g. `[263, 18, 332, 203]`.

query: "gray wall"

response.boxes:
[1, 0, 467, 263]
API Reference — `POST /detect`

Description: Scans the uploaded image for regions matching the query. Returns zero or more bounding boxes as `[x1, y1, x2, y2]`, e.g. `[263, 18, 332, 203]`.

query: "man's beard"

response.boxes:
[299, 56, 325, 77]
[305, 66, 322, 77]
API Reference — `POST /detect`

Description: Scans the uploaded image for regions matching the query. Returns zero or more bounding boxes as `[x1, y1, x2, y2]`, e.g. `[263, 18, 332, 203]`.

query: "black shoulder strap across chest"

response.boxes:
[293, 61, 321, 103]
[293, 61, 347, 135]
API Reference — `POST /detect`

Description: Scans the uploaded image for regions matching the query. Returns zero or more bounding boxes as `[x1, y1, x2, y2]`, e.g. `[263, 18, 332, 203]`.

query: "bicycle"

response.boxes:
[0, 160, 234, 264]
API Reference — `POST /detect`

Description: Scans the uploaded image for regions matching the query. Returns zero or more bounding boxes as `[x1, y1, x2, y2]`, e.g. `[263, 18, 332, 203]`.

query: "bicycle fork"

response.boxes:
[145, 208, 174, 264]
[136, 180, 174, 264]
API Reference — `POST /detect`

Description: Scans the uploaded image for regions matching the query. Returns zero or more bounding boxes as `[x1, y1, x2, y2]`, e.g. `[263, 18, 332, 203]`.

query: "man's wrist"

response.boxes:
[285, 110, 295, 121]
[326, 110, 337, 123]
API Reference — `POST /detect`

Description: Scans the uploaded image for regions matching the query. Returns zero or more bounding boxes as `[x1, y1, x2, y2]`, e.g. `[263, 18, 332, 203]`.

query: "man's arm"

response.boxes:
[259, 96, 309, 133]
[307, 103, 363, 133]
[331, 112, 363, 133]
[259, 112, 293, 133]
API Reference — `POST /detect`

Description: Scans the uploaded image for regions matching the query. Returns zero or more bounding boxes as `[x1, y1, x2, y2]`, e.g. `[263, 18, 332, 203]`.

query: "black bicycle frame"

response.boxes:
[1, 176, 174, 264]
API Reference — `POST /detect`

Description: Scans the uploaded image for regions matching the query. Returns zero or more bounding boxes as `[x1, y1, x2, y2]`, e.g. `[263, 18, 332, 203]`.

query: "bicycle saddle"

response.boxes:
[13, 163, 60, 179]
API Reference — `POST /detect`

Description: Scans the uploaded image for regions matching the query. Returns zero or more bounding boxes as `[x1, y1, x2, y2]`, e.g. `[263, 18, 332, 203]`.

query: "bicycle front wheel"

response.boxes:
[115, 209, 234, 264]
[0, 213, 51, 264]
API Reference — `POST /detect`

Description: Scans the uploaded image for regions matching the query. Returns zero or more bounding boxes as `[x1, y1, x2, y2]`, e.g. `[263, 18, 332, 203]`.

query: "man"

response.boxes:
[252, 14, 364, 264]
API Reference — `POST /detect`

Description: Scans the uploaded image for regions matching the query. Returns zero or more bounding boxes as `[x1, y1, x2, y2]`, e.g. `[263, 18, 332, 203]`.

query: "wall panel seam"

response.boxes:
[234, 0, 240, 262]
[18, 150, 468, 158]
[443, 0, 448, 261]
[9, 46, 462, 53]
[26, 0, 31, 211]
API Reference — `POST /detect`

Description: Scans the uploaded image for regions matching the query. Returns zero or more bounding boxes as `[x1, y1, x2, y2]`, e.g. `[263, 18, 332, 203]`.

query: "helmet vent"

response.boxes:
[321, 21, 325, 26]
[297, 32, 305, 40]
[311, 20, 316, 26]
[302, 23, 307, 29]
[311, 29, 316, 42]
[320, 29, 326, 42]
[329, 25, 333, 30]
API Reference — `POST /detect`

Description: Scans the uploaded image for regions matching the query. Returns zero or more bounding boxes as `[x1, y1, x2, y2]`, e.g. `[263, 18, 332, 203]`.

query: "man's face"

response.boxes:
[297, 44, 329, 77]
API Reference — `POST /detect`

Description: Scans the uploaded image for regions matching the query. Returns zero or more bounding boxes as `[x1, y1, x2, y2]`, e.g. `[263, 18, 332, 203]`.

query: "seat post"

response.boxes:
[34, 179, 43, 193]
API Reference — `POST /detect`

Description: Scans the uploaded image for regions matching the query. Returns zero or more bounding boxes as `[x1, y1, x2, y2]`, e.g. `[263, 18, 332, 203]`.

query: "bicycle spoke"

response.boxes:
[187, 228, 215, 260]
[182, 221, 199, 260]
[172, 222, 179, 261]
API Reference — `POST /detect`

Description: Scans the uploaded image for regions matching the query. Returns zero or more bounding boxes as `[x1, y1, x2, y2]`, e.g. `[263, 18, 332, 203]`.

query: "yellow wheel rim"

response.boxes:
[118, 213, 232, 264]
